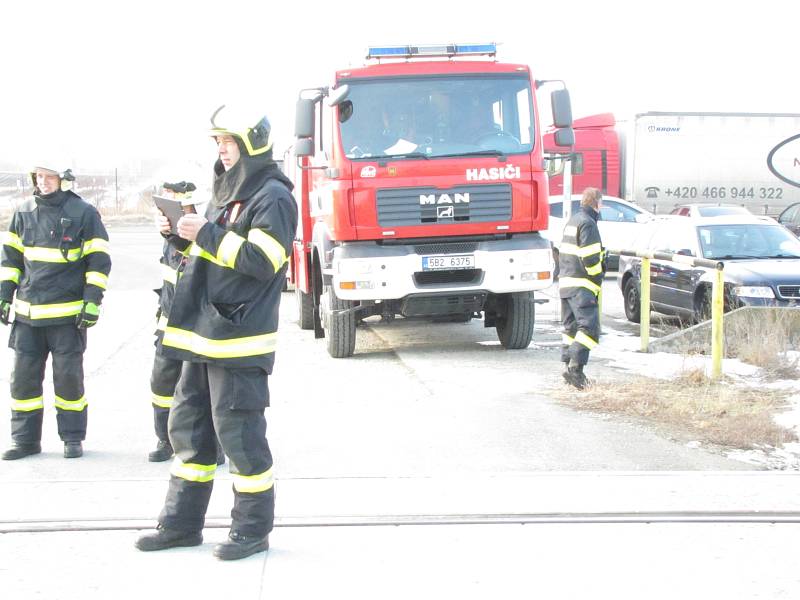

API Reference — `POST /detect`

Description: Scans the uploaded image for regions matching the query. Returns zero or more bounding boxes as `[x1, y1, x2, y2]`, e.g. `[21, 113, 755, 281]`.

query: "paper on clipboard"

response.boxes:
[153, 195, 184, 234]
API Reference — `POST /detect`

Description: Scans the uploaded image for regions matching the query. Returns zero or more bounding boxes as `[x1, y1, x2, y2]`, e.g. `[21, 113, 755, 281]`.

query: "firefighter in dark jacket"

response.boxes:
[136, 106, 298, 561]
[558, 187, 605, 390]
[147, 180, 196, 462]
[0, 164, 111, 459]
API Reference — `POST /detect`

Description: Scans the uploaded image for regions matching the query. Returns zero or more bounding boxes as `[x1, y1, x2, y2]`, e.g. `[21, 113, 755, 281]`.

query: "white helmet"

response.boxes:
[29, 163, 76, 192]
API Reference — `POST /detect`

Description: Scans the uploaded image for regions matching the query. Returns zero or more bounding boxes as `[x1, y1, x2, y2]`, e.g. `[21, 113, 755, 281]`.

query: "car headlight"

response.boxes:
[732, 286, 775, 299]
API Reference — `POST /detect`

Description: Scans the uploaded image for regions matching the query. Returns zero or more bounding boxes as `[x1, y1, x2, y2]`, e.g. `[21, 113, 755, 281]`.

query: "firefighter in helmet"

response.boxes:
[0, 163, 111, 459]
[135, 105, 298, 560]
[558, 187, 605, 390]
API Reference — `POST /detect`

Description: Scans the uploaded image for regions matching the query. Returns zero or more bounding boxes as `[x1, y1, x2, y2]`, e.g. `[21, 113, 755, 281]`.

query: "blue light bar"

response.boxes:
[366, 43, 497, 60]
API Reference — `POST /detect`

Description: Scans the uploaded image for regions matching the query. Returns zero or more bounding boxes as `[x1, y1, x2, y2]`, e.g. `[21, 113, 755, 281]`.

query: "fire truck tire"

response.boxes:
[496, 291, 535, 349]
[325, 286, 356, 358]
[296, 287, 315, 330]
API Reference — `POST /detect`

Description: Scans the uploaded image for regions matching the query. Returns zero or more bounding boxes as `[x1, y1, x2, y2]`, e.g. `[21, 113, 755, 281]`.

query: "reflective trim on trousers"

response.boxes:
[170, 457, 217, 483]
[232, 467, 274, 493]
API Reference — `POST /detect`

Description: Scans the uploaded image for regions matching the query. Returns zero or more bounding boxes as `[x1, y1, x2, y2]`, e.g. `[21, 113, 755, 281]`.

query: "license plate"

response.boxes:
[422, 255, 475, 271]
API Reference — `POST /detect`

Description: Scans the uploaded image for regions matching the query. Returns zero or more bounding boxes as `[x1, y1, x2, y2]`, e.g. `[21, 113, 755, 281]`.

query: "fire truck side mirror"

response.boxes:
[554, 127, 575, 148]
[294, 138, 314, 158]
[551, 89, 573, 128]
[295, 98, 316, 140]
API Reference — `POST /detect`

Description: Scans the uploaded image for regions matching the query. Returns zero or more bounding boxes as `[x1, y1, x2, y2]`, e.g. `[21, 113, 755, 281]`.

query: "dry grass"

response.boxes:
[725, 308, 800, 378]
[553, 368, 796, 449]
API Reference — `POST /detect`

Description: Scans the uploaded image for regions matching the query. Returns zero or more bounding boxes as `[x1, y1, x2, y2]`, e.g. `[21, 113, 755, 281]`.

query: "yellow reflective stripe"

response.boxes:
[171, 457, 216, 482]
[585, 260, 603, 276]
[82, 238, 110, 255]
[161, 263, 178, 285]
[562, 334, 575, 345]
[189, 243, 228, 267]
[560, 242, 602, 258]
[559, 277, 601, 295]
[1, 266, 21, 283]
[217, 231, 245, 268]
[156, 314, 168, 331]
[85, 271, 108, 289]
[24, 246, 82, 262]
[55, 395, 88, 411]
[151, 393, 172, 408]
[575, 330, 599, 350]
[232, 467, 274, 493]
[162, 326, 277, 359]
[3, 232, 24, 253]
[11, 396, 44, 412]
[14, 299, 84, 319]
[247, 229, 287, 272]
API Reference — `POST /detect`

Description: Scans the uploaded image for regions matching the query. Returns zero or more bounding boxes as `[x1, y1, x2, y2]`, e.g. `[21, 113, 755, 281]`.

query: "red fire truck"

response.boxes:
[288, 43, 574, 357]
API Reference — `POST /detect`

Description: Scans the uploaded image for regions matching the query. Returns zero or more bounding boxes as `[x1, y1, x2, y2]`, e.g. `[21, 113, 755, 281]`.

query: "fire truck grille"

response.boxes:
[376, 184, 512, 227]
[777, 285, 800, 299]
[412, 242, 479, 255]
[413, 268, 483, 287]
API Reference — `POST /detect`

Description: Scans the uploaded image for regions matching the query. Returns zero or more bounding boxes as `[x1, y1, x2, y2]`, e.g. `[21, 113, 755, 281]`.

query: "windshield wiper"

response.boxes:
[710, 254, 764, 260]
[380, 152, 430, 161]
[436, 149, 507, 158]
[762, 254, 800, 259]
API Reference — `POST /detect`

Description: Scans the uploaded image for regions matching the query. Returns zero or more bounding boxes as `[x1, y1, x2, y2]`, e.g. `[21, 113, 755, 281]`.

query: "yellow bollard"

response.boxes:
[710, 267, 724, 379]
[640, 257, 650, 352]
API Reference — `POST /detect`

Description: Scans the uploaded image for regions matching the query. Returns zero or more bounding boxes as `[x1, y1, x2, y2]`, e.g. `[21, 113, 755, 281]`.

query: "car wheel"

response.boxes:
[623, 277, 641, 323]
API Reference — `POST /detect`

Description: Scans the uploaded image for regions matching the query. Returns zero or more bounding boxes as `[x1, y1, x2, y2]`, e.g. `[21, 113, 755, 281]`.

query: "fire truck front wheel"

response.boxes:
[323, 285, 357, 358]
[495, 291, 535, 349]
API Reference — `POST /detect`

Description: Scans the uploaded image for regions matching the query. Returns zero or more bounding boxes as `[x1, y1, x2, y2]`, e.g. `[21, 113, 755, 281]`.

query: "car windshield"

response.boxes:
[339, 75, 534, 159]
[697, 206, 750, 217]
[698, 223, 800, 259]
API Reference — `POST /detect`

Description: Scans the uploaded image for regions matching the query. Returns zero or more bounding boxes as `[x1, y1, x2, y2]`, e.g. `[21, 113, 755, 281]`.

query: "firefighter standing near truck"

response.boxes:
[0, 164, 111, 459]
[135, 105, 298, 560]
[558, 187, 605, 390]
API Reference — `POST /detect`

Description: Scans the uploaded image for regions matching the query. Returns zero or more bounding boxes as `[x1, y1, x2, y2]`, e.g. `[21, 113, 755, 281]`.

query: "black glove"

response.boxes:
[163, 181, 197, 194]
[0, 300, 10, 325]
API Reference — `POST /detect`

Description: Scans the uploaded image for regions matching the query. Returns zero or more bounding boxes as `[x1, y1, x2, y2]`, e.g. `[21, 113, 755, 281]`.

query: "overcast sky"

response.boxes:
[2, 0, 798, 172]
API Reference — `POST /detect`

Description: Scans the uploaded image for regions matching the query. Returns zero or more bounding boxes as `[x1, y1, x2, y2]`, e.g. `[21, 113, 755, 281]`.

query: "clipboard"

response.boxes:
[153, 195, 185, 234]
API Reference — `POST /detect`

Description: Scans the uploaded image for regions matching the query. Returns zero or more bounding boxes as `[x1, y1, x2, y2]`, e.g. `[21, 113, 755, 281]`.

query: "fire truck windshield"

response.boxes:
[339, 75, 534, 160]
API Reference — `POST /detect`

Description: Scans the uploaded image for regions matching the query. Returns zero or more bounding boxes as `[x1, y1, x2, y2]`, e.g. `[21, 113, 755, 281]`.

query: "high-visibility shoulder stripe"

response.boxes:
[247, 229, 287, 272]
[151, 393, 173, 409]
[0, 266, 21, 284]
[171, 457, 216, 482]
[189, 243, 227, 267]
[85, 271, 108, 289]
[162, 326, 277, 359]
[217, 231, 245, 268]
[55, 395, 88, 412]
[24, 246, 82, 263]
[82, 238, 110, 255]
[575, 330, 599, 350]
[559, 277, 601, 295]
[14, 299, 84, 319]
[11, 396, 44, 412]
[232, 467, 274, 493]
[3, 232, 23, 253]
[161, 263, 178, 285]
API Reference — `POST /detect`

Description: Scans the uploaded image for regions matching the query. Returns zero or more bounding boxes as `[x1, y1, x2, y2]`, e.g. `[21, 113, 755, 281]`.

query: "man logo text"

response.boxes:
[419, 193, 470, 205]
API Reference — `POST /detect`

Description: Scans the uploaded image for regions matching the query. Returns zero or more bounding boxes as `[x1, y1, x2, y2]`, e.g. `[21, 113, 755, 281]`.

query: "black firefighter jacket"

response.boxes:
[558, 205, 604, 298]
[159, 178, 298, 372]
[0, 190, 111, 326]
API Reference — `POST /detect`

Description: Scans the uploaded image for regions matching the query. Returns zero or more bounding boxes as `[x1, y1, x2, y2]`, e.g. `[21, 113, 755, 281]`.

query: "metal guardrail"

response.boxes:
[610, 249, 726, 379]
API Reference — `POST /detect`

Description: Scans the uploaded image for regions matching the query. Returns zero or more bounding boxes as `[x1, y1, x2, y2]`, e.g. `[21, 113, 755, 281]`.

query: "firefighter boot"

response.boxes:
[148, 440, 174, 462]
[64, 441, 83, 458]
[2, 442, 42, 460]
[562, 365, 589, 390]
[213, 531, 269, 561]
[135, 524, 203, 551]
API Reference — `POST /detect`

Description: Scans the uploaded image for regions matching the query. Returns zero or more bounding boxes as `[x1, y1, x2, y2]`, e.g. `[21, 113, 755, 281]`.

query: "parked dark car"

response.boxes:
[670, 203, 752, 217]
[777, 202, 800, 236]
[618, 215, 800, 323]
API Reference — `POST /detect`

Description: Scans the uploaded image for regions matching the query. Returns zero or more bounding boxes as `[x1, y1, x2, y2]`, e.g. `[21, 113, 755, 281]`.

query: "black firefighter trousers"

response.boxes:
[158, 361, 274, 538]
[8, 322, 88, 443]
[149, 351, 182, 442]
[561, 288, 600, 367]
